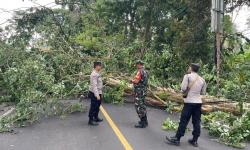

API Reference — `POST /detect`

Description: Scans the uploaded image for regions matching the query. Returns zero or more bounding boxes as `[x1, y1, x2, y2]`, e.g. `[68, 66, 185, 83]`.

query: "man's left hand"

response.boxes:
[130, 79, 134, 84]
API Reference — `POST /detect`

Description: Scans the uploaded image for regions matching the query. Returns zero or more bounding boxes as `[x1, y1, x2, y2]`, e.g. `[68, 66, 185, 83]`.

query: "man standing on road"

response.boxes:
[88, 61, 103, 126]
[166, 63, 207, 147]
[131, 60, 149, 128]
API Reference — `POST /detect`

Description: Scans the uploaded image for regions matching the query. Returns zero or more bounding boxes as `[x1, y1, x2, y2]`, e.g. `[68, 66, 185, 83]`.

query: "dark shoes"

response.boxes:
[135, 116, 148, 128]
[88, 120, 99, 126]
[134, 122, 147, 128]
[94, 117, 103, 122]
[188, 139, 198, 147]
[166, 136, 198, 147]
[166, 136, 180, 146]
[144, 116, 148, 126]
[88, 117, 103, 126]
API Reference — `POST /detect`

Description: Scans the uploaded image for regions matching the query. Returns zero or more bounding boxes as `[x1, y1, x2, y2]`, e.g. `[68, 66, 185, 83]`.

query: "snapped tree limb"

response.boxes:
[105, 78, 247, 114]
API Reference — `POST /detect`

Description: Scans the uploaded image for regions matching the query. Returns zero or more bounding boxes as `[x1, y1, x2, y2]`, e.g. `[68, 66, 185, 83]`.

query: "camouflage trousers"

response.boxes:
[134, 89, 147, 119]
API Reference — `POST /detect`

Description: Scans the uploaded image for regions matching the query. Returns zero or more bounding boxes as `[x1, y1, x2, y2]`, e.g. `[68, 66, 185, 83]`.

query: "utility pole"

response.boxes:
[216, 32, 221, 95]
[211, 0, 224, 96]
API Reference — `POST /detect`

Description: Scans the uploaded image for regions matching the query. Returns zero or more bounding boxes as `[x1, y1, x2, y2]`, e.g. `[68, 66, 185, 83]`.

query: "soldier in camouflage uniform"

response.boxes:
[131, 60, 148, 128]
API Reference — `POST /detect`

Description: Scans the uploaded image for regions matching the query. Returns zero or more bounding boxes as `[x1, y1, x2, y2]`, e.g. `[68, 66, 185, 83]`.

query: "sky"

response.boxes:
[0, 0, 250, 38]
[230, 5, 250, 37]
[0, 0, 58, 26]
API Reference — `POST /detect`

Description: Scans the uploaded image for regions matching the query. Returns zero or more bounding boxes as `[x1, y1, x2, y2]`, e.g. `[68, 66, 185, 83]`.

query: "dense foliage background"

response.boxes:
[0, 0, 249, 100]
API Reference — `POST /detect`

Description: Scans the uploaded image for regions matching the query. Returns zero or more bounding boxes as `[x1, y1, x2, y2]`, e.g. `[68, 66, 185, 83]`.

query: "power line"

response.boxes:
[28, 0, 74, 52]
[172, 6, 189, 18]
[168, 0, 206, 19]
[232, 6, 241, 24]
[0, 1, 57, 14]
[0, 4, 59, 26]
[32, 1, 57, 8]
[0, 20, 9, 26]
[0, 7, 30, 14]
[243, 32, 250, 35]
[239, 29, 250, 33]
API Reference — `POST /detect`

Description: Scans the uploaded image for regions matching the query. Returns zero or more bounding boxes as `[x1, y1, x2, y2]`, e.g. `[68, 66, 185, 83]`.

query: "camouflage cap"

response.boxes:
[135, 60, 144, 65]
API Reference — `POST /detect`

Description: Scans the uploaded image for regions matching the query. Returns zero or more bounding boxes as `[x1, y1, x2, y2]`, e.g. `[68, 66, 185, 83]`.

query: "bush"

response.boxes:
[162, 118, 179, 131]
[103, 80, 127, 104]
[3, 59, 54, 103]
[0, 53, 89, 131]
[202, 111, 250, 148]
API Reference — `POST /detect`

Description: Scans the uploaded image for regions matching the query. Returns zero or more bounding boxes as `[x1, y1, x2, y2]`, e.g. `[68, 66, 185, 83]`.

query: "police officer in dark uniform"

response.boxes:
[88, 61, 103, 126]
[166, 63, 207, 147]
[131, 60, 149, 128]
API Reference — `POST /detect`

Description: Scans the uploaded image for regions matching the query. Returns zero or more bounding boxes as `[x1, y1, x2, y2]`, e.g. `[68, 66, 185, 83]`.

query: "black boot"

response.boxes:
[144, 115, 148, 127]
[134, 122, 146, 128]
[166, 136, 180, 146]
[88, 119, 98, 126]
[134, 118, 146, 128]
[188, 138, 198, 147]
[94, 117, 103, 122]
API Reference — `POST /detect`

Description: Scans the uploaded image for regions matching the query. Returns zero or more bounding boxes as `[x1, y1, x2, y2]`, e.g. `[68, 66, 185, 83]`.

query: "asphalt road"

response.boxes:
[0, 102, 248, 150]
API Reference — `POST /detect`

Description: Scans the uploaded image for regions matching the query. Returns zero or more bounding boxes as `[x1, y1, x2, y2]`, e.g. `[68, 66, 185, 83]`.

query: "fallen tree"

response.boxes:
[106, 78, 249, 114]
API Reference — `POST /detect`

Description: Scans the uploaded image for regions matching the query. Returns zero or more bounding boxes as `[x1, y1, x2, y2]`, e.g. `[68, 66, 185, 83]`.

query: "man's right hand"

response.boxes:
[96, 95, 101, 100]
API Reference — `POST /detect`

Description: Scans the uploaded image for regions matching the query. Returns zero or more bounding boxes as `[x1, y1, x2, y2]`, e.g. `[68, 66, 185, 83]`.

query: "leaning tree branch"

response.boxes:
[225, 0, 250, 13]
[236, 33, 250, 43]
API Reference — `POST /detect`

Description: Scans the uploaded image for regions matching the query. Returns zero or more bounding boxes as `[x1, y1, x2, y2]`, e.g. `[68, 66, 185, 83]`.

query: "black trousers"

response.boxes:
[88, 91, 102, 120]
[176, 103, 202, 140]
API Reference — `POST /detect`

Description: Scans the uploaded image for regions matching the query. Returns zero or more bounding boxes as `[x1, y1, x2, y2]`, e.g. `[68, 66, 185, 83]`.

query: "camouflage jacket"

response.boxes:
[133, 68, 148, 93]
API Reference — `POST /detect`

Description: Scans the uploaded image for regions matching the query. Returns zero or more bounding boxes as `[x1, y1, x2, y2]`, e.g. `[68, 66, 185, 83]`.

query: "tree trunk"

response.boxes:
[106, 78, 246, 115]
[143, 0, 153, 47]
[128, 0, 137, 40]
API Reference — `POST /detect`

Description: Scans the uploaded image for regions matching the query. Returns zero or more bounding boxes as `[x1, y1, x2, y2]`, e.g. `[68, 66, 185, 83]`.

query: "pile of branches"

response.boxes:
[106, 78, 250, 115]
